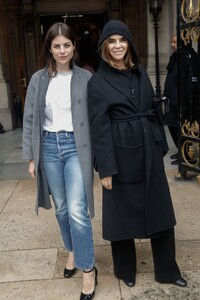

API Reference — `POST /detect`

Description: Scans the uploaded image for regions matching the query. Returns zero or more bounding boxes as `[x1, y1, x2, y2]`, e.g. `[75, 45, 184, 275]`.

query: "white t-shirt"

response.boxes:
[43, 71, 73, 132]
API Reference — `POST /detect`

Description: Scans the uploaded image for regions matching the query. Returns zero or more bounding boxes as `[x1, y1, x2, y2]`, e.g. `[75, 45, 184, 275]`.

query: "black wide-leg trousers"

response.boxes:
[111, 228, 181, 283]
[168, 125, 178, 148]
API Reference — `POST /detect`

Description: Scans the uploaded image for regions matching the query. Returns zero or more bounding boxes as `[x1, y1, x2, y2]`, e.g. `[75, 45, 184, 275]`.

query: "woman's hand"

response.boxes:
[101, 176, 112, 190]
[29, 160, 36, 179]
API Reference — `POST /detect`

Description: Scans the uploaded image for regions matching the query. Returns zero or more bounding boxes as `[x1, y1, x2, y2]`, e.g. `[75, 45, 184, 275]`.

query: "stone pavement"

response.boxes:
[0, 128, 200, 300]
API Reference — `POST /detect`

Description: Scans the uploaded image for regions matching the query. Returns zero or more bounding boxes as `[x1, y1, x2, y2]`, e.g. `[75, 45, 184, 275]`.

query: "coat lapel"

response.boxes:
[38, 69, 49, 127]
[98, 62, 139, 110]
[70, 65, 84, 125]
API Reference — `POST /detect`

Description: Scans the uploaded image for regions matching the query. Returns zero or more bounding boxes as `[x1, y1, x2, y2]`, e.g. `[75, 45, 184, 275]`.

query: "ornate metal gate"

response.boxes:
[177, 0, 200, 179]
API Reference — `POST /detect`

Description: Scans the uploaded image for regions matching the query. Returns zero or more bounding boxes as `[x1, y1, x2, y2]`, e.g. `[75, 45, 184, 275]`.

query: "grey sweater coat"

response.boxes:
[22, 65, 94, 217]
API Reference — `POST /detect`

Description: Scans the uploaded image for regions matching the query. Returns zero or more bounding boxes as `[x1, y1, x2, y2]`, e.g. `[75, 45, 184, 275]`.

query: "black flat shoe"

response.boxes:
[123, 278, 135, 287]
[80, 267, 98, 300]
[174, 277, 187, 287]
[170, 153, 178, 160]
[63, 267, 77, 278]
[171, 159, 178, 165]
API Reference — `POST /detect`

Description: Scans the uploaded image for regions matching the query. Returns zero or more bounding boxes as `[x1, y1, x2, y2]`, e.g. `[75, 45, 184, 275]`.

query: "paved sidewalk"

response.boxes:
[0, 128, 200, 299]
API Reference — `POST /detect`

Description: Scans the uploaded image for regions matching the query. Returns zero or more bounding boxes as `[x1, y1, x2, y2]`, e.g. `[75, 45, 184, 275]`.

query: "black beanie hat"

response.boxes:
[98, 20, 138, 63]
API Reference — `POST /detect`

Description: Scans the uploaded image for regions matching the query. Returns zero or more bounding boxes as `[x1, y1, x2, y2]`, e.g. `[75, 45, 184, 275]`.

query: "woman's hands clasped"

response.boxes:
[101, 176, 112, 190]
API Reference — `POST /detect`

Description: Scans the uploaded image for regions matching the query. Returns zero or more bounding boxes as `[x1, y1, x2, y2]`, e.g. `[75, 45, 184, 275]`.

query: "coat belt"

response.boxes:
[110, 109, 156, 123]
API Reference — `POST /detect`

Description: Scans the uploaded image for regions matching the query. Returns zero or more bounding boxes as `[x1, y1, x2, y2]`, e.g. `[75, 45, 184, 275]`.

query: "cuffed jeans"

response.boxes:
[42, 130, 94, 270]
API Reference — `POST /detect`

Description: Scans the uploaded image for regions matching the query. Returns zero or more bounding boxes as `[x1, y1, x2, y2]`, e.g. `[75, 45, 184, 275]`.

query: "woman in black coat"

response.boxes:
[88, 20, 187, 288]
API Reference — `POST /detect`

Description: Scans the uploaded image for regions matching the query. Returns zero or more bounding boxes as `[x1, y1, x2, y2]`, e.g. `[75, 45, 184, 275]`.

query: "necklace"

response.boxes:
[57, 70, 72, 76]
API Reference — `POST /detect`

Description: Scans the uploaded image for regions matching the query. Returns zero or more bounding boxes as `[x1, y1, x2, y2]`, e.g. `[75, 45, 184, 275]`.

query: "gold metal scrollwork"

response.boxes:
[181, 0, 200, 44]
[181, 119, 200, 137]
[191, 120, 200, 137]
[180, 1, 200, 168]
[181, 0, 200, 23]
[181, 28, 190, 45]
[181, 26, 200, 44]
[182, 140, 199, 166]
[191, 25, 200, 40]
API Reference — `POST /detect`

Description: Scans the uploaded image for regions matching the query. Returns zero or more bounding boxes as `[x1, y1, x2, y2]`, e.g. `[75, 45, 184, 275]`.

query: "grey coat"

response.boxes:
[22, 65, 94, 218]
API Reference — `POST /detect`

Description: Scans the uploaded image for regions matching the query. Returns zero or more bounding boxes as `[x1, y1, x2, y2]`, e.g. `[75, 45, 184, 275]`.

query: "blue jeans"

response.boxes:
[42, 131, 94, 270]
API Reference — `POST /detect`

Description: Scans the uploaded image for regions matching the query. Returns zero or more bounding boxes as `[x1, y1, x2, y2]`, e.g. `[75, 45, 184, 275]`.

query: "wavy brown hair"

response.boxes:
[100, 38, 134, 69]
[39, 22, 79, 77]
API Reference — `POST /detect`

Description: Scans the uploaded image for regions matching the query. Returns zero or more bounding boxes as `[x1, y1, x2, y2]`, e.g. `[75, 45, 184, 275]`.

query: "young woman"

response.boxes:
[88, 20, 187, 288]
[23, 23, 97, 300]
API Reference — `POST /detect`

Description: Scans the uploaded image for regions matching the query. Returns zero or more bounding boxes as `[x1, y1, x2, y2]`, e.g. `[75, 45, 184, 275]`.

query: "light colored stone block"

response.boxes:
[0, 249, 58, 283]
[0, 276, 121, 300]
[120, 271, 200, 300]
[0, 180, 18, 212]
[4, 148, 26, 164]
[0, 180, 62, 251]
[170, 180, 200, 241]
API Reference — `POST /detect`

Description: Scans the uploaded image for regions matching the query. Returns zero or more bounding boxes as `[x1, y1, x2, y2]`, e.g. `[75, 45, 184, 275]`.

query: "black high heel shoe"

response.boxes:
[80, 266, 98, 300]
[63, 267, 77, 278]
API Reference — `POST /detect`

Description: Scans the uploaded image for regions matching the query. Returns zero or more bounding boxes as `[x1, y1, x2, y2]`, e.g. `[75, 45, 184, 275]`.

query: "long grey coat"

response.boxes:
[22, 65, 94, 217]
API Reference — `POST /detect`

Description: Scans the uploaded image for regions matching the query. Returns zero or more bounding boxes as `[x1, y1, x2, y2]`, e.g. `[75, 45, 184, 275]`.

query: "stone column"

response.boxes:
[0, 0, 13, 130]
[147, 0, 177, 94]
[0, 49, 13, 131]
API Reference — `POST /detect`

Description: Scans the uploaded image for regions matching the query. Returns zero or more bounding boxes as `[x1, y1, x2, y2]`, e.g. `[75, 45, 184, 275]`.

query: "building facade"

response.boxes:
[0, 0, 176, 130]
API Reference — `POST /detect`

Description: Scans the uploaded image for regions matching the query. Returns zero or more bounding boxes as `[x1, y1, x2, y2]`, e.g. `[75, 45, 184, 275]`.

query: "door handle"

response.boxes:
[21, 77, 27, 87]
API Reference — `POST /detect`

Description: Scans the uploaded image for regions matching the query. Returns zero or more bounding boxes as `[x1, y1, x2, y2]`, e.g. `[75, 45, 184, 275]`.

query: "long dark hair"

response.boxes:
[39, 22, 79, 77]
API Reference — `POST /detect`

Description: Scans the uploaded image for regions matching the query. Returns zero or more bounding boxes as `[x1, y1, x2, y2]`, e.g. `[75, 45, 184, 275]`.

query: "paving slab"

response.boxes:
[167, 172, 200, 241]
[0, 276, 121, 300]
[0, 129, 23, 164]
[0, 163, 29, 180]
[0, 180, 19, 212]
[0, 180, 62, 251]
[0, 249, 58, 283]
[175, 241, 200, 271]
[3, 148, 27, 164]
[134, 240, 200, 274]
[120, 270, 200, 300]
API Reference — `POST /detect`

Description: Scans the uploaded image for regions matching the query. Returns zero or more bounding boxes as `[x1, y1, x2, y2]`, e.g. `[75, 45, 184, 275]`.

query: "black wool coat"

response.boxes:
[88, 61, 176, 241]
[163, 48, 199, 127]
[163, 52, 178, 127]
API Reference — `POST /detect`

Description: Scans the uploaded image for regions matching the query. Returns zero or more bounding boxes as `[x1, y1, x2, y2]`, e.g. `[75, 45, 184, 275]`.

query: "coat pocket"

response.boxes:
[113, 143, 145, 183]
